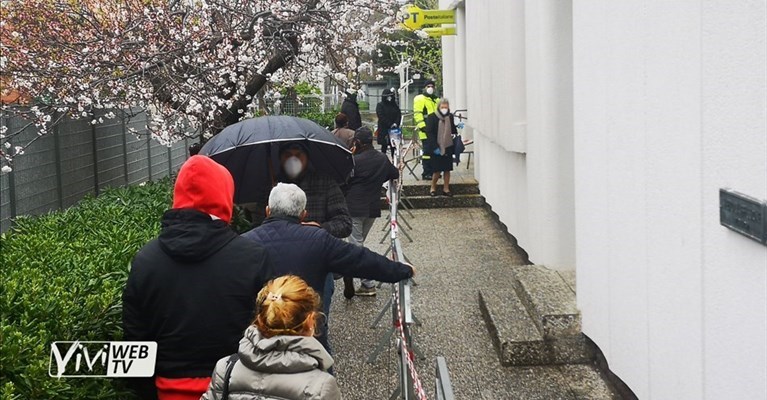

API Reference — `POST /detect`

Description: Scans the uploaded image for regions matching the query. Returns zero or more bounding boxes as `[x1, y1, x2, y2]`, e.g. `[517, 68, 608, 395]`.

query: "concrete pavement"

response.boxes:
[327, 206, 620, 399]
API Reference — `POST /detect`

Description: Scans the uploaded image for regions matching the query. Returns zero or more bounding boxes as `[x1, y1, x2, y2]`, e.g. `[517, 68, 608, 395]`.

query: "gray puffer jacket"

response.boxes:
[201, 326, 340, 400]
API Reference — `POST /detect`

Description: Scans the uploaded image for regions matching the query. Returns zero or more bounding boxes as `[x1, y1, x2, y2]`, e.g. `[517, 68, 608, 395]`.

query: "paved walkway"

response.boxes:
[328, 206, 618, 399]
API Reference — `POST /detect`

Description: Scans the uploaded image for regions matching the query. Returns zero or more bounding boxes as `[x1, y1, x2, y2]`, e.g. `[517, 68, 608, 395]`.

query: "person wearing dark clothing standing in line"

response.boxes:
[278, 142, 352, 239]
[424, 98, 457, 197]
[376, 88, 402, 157]
[242, 183, 415, 355]
[332, 113, 355, 149]
[340, 89, 362, 130]
[345, 127, 400, 296]
[123, 156, 273, 400]
[276, 142, 352, 354]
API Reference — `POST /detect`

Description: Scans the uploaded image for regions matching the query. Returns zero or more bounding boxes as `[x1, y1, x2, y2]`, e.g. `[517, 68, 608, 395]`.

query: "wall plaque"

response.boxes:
[719, 189, 767, 245]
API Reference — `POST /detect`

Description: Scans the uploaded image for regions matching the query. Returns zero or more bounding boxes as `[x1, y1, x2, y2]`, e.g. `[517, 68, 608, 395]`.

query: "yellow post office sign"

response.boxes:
[401, 4, 456, 30]
[423, 26, 457, 37]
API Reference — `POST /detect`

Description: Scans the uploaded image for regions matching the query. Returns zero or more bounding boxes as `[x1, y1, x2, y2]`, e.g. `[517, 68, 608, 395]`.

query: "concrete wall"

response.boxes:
[442, 0, 576, 269]
[573, 1, 767, 399]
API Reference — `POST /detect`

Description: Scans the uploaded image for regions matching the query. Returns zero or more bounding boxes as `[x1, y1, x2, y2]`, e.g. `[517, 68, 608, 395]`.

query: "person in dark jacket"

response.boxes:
[376, 88, 402, 157]
[332, 113, 355, 149]
[123, 155, 273, 400]
[424, 98, 457, 197]
[340, 89, 362, 130]
[278, 142, 352, 238]
[241, 183, 415, 354]
[278, 141, 353, 311]
[345, 127, 400, 296]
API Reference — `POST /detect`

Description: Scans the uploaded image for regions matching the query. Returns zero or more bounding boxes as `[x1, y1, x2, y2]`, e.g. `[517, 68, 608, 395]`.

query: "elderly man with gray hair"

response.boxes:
[241, 183, 415, 355]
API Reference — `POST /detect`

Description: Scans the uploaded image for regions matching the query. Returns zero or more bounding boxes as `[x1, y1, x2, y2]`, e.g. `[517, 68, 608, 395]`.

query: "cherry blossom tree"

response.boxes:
[0, 0, 399, 170]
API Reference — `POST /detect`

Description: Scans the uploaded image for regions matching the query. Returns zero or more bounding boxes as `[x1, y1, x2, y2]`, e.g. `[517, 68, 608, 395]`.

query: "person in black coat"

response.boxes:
[241, 183, 415, 354]
[345, 127, 400, 296]
[376, 88, 402, 157]
[424, 98, 458, 197]
[123, 156, 274, 400]
[340, 90, 362, 130]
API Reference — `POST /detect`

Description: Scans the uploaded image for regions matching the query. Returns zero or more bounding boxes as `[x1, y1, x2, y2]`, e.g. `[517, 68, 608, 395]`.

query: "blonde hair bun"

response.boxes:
[254, 275, 321, 338]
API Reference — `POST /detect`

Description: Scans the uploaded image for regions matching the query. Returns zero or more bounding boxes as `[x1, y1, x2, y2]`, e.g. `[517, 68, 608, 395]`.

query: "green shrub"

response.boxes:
[0, 180, 174, 399]
[300, 109, 338, 130]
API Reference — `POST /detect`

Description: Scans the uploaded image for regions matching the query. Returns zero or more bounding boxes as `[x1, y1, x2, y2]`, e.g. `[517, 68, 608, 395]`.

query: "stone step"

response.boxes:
[513, 265, 581, 339]
[479, 288, 595, 366]
[399, 182, 480, 197]
[380, 194, 485, 209]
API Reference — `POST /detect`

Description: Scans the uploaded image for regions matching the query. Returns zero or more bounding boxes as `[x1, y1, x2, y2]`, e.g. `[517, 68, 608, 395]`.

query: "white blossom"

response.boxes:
[1, 0, 399, 160]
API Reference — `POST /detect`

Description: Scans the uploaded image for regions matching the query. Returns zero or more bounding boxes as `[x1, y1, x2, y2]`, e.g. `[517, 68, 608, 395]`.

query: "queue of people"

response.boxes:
[124, 80, 455, 400]
[123, 151, 413, 400]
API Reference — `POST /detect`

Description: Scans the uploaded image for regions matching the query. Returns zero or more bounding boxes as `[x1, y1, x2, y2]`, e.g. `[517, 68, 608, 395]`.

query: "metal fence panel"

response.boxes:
[149, 139, 170, 180]
[0, 108, 195, 233]
[170, 139, 187, 175]
[1, 165, 11, 232]
[59, 117, 97, 208]
[10, 117, 59, 217]
[94, 112, 128, 190]
[126, 113, 150, 186]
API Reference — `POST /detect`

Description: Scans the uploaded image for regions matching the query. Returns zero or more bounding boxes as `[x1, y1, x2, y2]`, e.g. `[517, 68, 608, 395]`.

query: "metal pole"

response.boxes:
[4, 114, 17, 221]
[167, 146, 172, 175]
[146, 135, 153, 181]
[435, 357, 456, 400]
[91, 113, 100, 195]
[52, 113, 64, 209]
[121, 113, 129, 185]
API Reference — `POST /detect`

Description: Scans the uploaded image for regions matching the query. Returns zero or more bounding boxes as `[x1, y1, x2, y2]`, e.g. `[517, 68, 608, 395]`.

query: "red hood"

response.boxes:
[172, 155, 234, 223]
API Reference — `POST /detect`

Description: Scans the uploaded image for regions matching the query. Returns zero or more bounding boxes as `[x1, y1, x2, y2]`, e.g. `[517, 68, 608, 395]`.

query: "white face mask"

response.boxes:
[283, 156, 304, 179]
[439, 108, 449, 115]
[385, 96, 392, 102]
[425, 87, 434, 95]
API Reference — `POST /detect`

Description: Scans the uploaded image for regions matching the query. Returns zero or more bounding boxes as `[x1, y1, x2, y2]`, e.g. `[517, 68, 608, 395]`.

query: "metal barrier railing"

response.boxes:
[364, 131, 455, 400]
[435, 357, 456, 400]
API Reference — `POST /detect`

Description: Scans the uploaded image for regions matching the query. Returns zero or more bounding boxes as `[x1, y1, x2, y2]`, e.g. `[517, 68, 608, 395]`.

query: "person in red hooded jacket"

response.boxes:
[122, 155, 274, 400]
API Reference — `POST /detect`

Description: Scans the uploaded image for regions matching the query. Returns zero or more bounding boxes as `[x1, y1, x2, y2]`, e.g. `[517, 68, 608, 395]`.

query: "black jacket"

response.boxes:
[122, 209, 273, 378]
[341, 97, 362, 130]
[283, 170, 352, 238]
[376, 99, 402, 145]
[345, 149, 399, 218]
[424, 113, 458, 156]
[241, 217, 413, 308]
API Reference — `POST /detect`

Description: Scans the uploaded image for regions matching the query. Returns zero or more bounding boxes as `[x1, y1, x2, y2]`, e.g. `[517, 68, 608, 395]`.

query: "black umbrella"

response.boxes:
[199, 115, 353, 204]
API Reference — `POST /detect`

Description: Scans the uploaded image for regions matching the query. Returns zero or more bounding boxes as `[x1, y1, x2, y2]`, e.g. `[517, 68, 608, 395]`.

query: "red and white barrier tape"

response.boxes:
[394, 285, 428, 400]
[389, 138, 427, 400]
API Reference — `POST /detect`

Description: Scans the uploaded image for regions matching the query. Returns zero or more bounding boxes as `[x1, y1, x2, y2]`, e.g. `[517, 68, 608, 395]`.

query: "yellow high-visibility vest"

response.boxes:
[413, 94, 440, 141]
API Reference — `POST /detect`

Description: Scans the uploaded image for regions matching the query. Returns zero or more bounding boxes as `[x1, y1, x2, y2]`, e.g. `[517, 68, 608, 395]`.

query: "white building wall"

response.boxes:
[442, 0, 767, 398]
[450, 0, 576, 270]
[573, 1, 767, 399]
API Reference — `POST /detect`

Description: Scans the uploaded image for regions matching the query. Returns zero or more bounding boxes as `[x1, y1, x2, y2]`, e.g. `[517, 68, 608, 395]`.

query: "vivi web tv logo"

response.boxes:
[49, 341, 157, 378]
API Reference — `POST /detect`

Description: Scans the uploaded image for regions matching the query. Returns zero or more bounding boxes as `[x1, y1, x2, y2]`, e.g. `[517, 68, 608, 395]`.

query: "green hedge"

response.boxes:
[300, 109, 338, 130]
[0, 177, 255, 400]
[0, 180, 175, 399]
